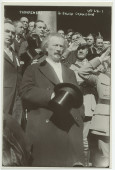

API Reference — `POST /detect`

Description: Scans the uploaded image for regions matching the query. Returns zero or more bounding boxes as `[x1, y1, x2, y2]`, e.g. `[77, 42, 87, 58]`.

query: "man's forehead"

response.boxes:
[36, 22, 45, 27]
[4, 23, 15, 30]
[21, 17, 28, 21]
[72, 34, 81, 38]
[87, 36, 93, 39]
[68, 32, 73, 35]
[29, 22, 34, 26]
[96, 38, 103, 43]
[58, 30, 64, 33]
[17, 22, 23, 27]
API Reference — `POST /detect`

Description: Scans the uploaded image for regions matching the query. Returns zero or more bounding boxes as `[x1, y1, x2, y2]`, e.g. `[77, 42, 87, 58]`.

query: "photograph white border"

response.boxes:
[0, 1, 115, 170]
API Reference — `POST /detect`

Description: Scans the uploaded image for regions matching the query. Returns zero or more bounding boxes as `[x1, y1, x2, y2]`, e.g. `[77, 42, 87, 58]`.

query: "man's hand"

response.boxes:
[31, 59, 39, 65]
[68, 42, 79, 52]
[78, 37, 86, 44]
[99, 46, 111, 63]
[68, 37, 86, 52]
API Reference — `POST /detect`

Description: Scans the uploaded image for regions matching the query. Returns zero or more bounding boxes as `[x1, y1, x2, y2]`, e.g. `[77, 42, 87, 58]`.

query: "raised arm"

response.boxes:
[78, 47, 111, 86]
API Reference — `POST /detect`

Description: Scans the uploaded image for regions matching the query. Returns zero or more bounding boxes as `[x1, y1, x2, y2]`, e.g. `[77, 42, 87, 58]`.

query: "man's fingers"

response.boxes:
[31, 59, 39, 65]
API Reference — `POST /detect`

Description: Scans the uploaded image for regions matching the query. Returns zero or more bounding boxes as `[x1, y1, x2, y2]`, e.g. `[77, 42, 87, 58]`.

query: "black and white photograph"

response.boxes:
[1, 1, 113, 168]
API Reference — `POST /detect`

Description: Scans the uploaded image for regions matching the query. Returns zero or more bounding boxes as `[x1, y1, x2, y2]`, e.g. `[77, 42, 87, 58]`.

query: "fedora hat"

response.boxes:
[48, 83, 83, 114]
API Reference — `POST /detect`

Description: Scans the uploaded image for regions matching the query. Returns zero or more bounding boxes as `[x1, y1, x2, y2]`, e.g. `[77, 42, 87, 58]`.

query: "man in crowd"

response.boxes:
[20, 33, 85, 167]
[20, 17, 29, 38]
[34, 20, 46, 41]
[78, 47, 111, 167]
[69, 43, 96, 166]
[18, 20, 46, 74]
[13, 21, 25, 55]
[19, 20, 46, 56]
[4, 20, 22, 124]
[61, 33, 86, 67]
[95, 35, 104, 54]
[28, 21, 35, 35]
[103, 41, 111, 48]
[66, 29, 74, 45]
[58, 29, 65, 38]
[86, 33, 97, 60]
[71, 32, 82, 43]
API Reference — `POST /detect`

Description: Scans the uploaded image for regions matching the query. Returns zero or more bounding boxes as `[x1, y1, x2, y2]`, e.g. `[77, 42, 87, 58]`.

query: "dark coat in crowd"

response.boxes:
[20, 60, 85, 167]
[86, 47, 98, 61]
[19, 34, 43, 74]
[3, 51, 22, 115]
[19, 34, 41, 57]
[13, 37, 25, 55]
[2, 114, 30, 166]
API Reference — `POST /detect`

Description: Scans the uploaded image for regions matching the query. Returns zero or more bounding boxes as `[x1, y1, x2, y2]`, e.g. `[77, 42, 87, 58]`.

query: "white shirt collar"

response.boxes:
[46, 58, 63, 83]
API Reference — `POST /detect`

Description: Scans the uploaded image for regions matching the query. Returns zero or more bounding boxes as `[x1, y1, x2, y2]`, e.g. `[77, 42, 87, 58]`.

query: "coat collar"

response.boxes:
[38, 60, 70, 85]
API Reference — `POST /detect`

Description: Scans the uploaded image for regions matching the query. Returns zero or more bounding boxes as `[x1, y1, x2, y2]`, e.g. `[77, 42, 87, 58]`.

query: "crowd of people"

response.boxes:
[3, 16, 111, 167]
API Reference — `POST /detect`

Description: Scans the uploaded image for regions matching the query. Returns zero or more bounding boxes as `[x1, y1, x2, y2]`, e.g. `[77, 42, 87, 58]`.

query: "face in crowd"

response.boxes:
[44, 28, 50, 37]
[77, 46, 88, 60]
[4, 23, 15, 47]
[86, 35, 94, 46]
[20, 17, 29, 30]
[28, 21, 35, 32]
[35, 21, 46, 37]
[103, 41, 110, 48]
[67, 31, 73, 42]
[46, 36, 64, 63]
[15, 22, 24, 36]
[95, 38, 104, 50]
[58, 30, 65, 38]
[72, 33, 82, 43]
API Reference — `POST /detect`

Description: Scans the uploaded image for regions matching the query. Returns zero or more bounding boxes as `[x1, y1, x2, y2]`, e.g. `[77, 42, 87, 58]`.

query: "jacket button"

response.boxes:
[46, 119, 49, 123]
[76, 117, 78, 120]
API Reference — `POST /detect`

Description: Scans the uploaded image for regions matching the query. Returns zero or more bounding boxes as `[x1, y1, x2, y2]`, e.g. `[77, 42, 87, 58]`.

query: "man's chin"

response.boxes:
[40, 33, 44, 36]
[77, 55, 86, 60]
[5, 40, 12, 45]
[53, 56, 60, 62]
[78, 54, 84, 58]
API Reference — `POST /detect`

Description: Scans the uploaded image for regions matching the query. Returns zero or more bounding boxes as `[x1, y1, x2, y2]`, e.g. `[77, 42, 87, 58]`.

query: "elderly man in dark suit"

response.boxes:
[20, 33, 85, 167]
[4, 20, 22, 124]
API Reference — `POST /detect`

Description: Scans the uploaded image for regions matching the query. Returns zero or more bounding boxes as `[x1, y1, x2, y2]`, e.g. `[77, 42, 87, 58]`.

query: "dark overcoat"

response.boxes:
[20, 60, 85, 167]
[3, 51, 21, 115]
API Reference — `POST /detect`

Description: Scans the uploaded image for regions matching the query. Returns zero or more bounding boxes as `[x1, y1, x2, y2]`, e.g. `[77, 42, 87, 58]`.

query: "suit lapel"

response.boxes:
[39, 61, 60, 85]
[4, 51, 17, 68]
[62, 64, 70, 82]
[4, 51, 14, 66]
